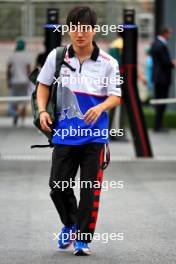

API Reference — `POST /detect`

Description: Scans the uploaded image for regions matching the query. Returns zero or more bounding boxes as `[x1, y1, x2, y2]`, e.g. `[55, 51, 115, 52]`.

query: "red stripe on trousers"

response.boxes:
[93, 201, 99, 208]
[88, 148, 104, 229]
[91, 211, 98, 218]
[89, 222, 96, 229]
[94, 189, 101, 196]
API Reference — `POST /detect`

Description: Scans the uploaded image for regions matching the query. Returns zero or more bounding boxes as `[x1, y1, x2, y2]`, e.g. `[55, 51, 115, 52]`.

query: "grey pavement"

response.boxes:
[1, 160, 176, 264]
[0, 116, 176, 264]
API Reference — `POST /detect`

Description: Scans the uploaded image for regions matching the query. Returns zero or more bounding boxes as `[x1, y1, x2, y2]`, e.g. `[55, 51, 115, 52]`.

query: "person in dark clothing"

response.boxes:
[35, 41, 48, 68]
[36, 52, 47, 68]
[151, 27, 175, 132]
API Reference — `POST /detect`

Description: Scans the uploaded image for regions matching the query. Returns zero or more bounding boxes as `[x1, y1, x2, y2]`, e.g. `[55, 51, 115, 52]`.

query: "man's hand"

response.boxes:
[172, 59, 176, 66]
[84, 105, 104, 124]
[40, 111, 53, 132]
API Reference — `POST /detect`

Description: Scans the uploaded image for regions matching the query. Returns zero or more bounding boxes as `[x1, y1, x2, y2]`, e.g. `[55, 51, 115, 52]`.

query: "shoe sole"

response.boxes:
[74, 249, 91, 256]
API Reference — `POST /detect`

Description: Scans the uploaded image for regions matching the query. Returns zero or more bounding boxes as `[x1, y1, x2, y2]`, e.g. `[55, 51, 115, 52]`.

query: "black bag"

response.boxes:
[29, 46, 67, 148]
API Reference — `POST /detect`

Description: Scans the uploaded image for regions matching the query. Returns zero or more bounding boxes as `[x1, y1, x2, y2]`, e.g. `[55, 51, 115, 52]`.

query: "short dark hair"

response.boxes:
[159, 26, 172, 35]
[66, 6, 97, 28]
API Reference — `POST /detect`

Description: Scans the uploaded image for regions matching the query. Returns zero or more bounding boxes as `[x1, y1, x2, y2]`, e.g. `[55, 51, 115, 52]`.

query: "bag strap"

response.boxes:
[102, 144, 110, 170]
[55, 46, 67, 77]
[50, 46, 67, 100]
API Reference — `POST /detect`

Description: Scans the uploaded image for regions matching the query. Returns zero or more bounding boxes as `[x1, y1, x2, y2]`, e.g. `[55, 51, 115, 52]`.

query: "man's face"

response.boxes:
[164, 31, 171, 41]
[68, 24, 96, 48]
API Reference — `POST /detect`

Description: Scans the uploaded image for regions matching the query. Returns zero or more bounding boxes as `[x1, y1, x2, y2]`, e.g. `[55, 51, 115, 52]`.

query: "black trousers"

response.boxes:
[49, 143, 104, 243]
[154, 83, 169, 131]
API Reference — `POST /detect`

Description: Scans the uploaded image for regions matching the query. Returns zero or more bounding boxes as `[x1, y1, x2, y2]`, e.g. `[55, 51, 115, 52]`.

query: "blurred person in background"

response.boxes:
[7, 38, 31, 126]
[150, 27, 176, 132]
[35, 40, 48, 68]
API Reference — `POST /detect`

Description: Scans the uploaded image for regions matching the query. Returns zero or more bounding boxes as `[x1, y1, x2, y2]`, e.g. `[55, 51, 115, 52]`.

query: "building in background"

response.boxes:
[0, 0, 154, 40]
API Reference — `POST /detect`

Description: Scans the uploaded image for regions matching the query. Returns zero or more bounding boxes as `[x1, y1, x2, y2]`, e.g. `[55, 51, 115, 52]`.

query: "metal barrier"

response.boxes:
[150, 98, 176, 105]
[0, 96, 31, 102]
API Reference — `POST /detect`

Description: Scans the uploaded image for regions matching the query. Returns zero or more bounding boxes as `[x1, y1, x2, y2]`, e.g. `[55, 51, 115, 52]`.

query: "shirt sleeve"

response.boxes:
[37, 49, 56, 86]
[106, 59, 122, 97]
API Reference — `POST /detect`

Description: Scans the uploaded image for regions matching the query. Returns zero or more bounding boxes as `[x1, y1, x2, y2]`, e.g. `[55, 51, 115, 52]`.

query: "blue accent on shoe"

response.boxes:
[73, 241, 91, 256]
[58, 225, 76, 249]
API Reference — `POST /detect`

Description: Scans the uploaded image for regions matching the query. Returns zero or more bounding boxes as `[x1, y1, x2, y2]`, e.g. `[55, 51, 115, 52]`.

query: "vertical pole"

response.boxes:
[45, 8, 62, 55]
[26, 0, 34, 37]
[122, 9, 153, 157]
[154, 0, 164, 36]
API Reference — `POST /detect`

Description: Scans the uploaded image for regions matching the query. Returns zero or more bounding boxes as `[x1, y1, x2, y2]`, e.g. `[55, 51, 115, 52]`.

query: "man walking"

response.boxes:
[37, 6, 121, 255]
[151, 27, 175, 132]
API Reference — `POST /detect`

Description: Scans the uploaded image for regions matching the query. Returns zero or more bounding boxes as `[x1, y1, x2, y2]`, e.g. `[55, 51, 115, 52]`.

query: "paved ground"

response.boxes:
[0, 117, 176, 264]
[1, 160, 176, 264]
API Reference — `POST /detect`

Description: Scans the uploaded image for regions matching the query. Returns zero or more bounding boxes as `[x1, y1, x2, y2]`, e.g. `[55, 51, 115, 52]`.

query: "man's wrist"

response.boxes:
[39, 109, 47, 116]
[99, 103, 106, 112]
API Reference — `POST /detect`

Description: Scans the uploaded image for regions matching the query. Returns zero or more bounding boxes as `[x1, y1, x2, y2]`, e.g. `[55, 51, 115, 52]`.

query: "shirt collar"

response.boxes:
[68, 41, 99, 61]
[157, 36, 167, 45]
